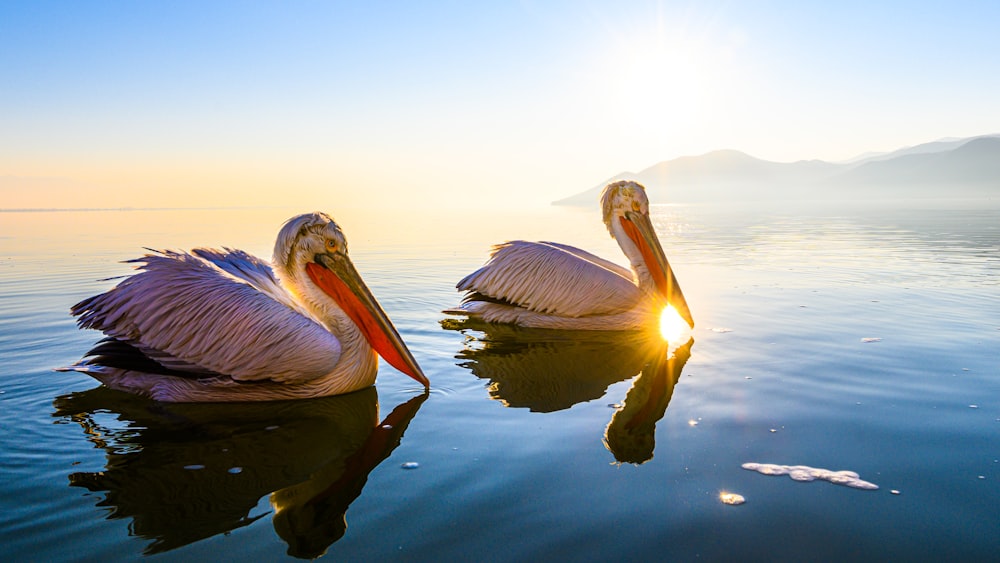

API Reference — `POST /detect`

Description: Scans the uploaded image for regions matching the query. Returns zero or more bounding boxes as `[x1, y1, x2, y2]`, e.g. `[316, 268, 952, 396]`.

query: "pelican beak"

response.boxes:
[621, 211, 695, 328]
[306, 253, 429, 388]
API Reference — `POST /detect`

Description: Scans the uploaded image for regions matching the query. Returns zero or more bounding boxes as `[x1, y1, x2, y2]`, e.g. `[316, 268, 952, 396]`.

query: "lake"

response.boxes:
[1, 198, 998, 561]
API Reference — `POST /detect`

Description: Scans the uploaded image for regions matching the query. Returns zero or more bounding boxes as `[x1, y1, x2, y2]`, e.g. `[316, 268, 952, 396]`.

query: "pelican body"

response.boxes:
[60, 212, 428, 402]
[447, 181, 694, 331]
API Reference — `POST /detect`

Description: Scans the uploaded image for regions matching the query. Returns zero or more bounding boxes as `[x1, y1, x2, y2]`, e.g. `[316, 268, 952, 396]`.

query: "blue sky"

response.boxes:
[2, 1, 998, 209]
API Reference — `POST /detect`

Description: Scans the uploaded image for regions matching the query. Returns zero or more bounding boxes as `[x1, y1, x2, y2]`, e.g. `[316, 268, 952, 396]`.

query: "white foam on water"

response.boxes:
[742, 462, 878, 490]
[719, 492, 745, 505]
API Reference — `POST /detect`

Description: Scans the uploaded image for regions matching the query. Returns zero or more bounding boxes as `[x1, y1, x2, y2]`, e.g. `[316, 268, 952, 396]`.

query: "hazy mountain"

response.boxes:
[839, 150, 890, 164]
[849, 134, 1000, 164]
[555, 134, 1000, 205]
[830, 136, 1000, 195]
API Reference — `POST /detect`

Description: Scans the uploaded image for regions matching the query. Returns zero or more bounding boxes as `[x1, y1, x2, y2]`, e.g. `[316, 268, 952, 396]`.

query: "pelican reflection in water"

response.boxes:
[604, 338, 693, 464]
[446, 320, 694, 464]
[52, 387, 426, 558]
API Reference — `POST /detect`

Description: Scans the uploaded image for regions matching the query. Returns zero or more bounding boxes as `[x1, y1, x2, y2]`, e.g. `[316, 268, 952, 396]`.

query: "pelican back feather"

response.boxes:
[71, 249, 342, 383]
[457, 241, 640, 318]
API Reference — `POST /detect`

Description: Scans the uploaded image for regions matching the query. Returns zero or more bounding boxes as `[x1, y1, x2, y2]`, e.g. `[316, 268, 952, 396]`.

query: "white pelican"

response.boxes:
[447, 181, 694, 331]
[59, 212, 428, 402]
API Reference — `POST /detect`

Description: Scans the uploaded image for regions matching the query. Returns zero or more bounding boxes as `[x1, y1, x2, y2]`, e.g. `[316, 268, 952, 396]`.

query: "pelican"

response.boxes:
[446, 181, 694, 331]
[59, 212, 428, 402]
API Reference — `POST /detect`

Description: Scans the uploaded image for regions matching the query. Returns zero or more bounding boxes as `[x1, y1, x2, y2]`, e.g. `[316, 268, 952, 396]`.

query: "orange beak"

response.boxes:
[620, 212, 694, 328]
[306, 254, 429, 388]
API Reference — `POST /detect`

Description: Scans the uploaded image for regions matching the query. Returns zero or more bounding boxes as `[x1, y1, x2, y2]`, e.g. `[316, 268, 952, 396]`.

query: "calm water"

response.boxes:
[1, 199, 998, 561]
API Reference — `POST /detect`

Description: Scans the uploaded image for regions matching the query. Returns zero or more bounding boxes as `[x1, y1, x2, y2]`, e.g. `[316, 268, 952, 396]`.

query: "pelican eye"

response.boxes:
[325, 239, 339, 252]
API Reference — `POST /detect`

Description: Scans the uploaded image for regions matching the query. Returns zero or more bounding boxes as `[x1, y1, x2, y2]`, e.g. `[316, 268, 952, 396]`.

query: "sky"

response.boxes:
[2, 0, 999, 210]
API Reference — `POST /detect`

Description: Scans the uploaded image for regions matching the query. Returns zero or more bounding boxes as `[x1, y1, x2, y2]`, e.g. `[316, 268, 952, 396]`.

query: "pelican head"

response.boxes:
[274, 212, 429, 388]
[600, 181, 694, 328]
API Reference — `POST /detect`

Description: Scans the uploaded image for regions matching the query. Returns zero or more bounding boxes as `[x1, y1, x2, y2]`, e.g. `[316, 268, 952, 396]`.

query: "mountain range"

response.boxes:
[555, 134, 1000, 205]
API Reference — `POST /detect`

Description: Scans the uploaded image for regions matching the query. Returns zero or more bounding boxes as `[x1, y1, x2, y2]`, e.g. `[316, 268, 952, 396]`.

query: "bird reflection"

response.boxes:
[604, 338, 693, 464]
[446, 319, 693, 463]
[447, 320, 659, 412]
[51, 386, 426, 559]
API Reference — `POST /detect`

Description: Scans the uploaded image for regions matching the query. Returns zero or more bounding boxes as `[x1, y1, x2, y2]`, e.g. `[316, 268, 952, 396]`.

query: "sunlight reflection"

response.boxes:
[659, 305, 689, 342]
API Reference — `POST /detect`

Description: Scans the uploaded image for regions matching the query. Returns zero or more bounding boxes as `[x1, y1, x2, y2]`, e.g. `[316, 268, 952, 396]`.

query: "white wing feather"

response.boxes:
[457, 241, 640, 317]
[535, 241, 634, 280]
[190, 247, 308, 314]
[72, 249, 341, 383]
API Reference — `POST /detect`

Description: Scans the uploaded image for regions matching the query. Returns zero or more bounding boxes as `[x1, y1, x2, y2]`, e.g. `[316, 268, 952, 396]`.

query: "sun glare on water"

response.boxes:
[659, 305, 689, 342]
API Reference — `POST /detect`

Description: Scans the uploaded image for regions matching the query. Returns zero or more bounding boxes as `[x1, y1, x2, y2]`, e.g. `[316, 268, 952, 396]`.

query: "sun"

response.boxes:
[601, 30, 710, 128]
[628, 45, 702, 114]
[583, 14, 747, 148]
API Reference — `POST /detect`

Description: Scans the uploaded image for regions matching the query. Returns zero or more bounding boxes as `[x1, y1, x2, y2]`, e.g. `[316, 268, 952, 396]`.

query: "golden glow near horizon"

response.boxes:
[659, 305, 689, 343]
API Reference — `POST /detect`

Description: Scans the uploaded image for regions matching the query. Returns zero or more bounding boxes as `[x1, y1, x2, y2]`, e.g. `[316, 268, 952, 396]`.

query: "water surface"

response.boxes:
[1, 200, 997, 560]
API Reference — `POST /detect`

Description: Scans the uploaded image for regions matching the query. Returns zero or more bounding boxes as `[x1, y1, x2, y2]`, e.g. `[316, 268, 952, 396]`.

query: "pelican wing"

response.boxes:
[191, 247, 308, 314]
[536, 241, 634, 279]
[457, 240, 641, 317]
[72, 249, 342, 383]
